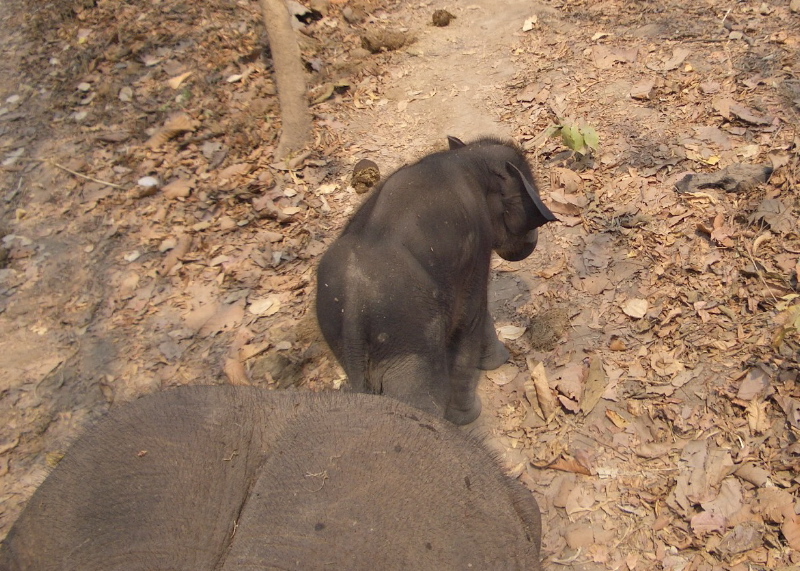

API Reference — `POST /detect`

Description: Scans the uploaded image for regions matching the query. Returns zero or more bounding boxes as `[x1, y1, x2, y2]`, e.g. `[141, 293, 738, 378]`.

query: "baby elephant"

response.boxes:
[317, 136, 556, 424]
[0, 386, 543, 570]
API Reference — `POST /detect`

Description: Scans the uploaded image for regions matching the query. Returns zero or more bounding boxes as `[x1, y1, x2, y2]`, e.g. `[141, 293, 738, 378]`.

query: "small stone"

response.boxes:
[137, 176, 160, 189]
[792, 0, 800, 12]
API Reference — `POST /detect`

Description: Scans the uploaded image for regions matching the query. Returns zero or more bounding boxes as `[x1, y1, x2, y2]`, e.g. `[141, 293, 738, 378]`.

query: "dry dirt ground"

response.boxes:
[1, 0, 800, 569]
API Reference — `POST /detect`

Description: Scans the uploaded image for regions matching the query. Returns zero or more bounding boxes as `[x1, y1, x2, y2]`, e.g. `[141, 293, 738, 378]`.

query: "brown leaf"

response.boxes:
[592, 45, 637, 69]
[551, 167, 583, 193]
[550, 456, 593, 476]
[218, 163, 253, 180]
[197, 300, 245, 337]
[163, 178, 193, 199]
[712, 96, 734, 120]
[146, 113, 196, 149]
[558, 394, 580, 413]
[605, 409, 629, 428]
[486, 363, 519, 386]
[773, 395, 800, 428]
[621, 298, 648, 319]
[564, 484, 596, 515]
[527, 358, 557, 422]
[663, 47, 691, 71]
[554, 363, 584, 401]
[710, 213, 735, 248]
[608, 337, 626, 351]
[730, 103, 772, 125]
[746, 400, 771, 434]
[636, 440, 687, 459]
[159, 234, 192, 275]
[782, 513, 800, 550]
[734, 462, 770, 487]
[630, 77, 656, 100]
[737, 365, 772, 400]
[716, 521, 765, 556]
[223, 355, 250, 385]
[690, 510, 726, 534]
[580, 356, 606, 414]
[167, 71, 193, 90]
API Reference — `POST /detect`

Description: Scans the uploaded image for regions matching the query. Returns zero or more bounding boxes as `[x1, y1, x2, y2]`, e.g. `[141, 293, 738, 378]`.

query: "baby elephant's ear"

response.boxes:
[447, 136, 466, 150]
[506, 162, 558, 229]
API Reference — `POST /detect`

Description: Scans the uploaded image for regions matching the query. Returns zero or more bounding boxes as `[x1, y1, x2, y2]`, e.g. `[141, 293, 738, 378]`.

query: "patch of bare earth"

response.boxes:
[1, 0, 799, 569]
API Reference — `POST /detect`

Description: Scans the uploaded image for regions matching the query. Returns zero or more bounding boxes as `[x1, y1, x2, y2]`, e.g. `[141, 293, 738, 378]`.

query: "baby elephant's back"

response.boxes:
[0, 386, 542, 571]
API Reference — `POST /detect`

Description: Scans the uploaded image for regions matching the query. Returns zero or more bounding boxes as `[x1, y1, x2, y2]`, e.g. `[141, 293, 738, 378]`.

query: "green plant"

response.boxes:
[550, 120, 600, 155]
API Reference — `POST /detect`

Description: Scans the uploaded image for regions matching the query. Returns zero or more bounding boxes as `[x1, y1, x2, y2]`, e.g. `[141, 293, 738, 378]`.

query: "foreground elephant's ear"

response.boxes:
[506, 162, 558, 229]
[447, 136, 466, 150]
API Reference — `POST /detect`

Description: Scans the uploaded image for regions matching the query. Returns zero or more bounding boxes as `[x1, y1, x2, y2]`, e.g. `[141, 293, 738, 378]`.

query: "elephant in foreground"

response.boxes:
[316, 136, 556, 424]
[0, 386, 543, 570]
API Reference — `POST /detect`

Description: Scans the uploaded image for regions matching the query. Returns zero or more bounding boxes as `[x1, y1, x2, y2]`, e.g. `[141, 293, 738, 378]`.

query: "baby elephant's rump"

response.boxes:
[317, 136, 555, 424]
[0, 386, 543, 570]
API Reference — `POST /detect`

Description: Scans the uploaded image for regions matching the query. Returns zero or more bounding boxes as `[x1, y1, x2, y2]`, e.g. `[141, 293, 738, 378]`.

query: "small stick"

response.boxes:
[52, 162, 125, 189]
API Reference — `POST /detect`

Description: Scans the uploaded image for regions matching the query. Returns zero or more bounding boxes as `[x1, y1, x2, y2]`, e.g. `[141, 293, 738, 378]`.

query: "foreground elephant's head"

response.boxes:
[447, 135, 557, 261]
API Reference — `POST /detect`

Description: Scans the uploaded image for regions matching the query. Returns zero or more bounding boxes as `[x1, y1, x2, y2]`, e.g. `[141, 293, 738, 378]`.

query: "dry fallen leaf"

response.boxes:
[592, 45, 638, 69]
[146, 113, 196, 149]
[605, 409, 629, 428]
[636, 440, 685, 459]
[783, 513, 800, 550]
[249, 296, 281, 316]
[663, 47, 691, 71]
[564, 484, 596, 514]
[690, 510, 726, 535]
[550, 456, 593, 477]
[621, 298, 648, 319]
[497, 325, 526, 340]
[527, 358, 557, 422]
[163, 178, 193, 199]
[167, 71, 193, 90]
[158, 236, 177, 252]
[485, 363, 519, 386]
[159, 234, 192, 275]
[630, 77, 656, 100]
[223, 355, 250, 385]
[580, 356, 606, 415]
[746, 400, 771, 434]
[716, 521, 764, 556]
[608, 336, 626, 351]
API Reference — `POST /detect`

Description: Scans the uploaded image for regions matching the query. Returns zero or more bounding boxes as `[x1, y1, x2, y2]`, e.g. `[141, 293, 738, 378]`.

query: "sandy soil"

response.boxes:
[1, 0, 799, 569]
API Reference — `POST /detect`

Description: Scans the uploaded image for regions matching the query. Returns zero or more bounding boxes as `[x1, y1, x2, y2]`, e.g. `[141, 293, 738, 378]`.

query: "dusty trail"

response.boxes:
[0, 0, 798, 569]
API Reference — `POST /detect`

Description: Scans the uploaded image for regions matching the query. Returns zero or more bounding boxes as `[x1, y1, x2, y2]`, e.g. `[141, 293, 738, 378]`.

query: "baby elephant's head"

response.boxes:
[448, 136, 557, 262]
[493, 160, 556, 261]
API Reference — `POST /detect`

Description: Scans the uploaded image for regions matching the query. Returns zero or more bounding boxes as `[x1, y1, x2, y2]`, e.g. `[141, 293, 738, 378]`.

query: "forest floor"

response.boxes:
[1, 0, 799, 569]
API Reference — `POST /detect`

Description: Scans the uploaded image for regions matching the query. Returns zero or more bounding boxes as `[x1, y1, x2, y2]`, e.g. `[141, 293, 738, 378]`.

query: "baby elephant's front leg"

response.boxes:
[446, 334, 484, 425]
[479, 310, 510, 370]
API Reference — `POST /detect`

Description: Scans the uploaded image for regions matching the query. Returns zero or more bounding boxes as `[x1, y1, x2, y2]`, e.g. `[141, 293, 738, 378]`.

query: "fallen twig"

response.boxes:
[52, 161, 125, 189]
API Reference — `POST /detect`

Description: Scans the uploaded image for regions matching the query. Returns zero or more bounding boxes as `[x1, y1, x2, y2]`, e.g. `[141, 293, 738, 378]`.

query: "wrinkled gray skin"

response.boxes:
[0, 386, 543, 571]
[317, 136, 556, 424]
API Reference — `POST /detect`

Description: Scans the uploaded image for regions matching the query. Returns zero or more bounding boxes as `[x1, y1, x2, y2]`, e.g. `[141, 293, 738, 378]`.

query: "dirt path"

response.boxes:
[1, 0, 799, 569]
